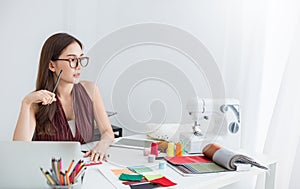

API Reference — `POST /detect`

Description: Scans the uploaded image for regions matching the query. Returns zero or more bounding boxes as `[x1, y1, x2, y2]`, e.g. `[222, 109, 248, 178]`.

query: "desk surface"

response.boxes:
[81, 137, 275, 189]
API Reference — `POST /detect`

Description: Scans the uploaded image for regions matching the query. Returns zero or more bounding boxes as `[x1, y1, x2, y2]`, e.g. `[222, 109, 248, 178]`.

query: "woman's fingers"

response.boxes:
[83, 151, 91, 158]
[23, 89, 57, 106]
[94, 153, 101, 161]
[90, 151, 96, 161]
[39, 90, 56, 105]
[103, 153, 109, 162]
[84, 150, 108, 162]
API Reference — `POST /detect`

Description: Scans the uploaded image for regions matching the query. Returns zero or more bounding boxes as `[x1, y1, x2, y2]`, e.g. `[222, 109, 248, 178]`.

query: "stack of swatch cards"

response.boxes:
[164, 155, 229, 176]
[111, 165, 177, 188]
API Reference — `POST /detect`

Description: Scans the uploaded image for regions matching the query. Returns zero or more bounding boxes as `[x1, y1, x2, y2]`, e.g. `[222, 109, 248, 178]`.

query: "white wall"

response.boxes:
[0, 0, 66, 139]
[0, 0, 240, 139]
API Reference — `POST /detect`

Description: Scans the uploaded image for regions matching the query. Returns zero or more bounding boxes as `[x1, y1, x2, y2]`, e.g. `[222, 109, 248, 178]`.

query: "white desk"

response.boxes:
[81, 139, 276, 189]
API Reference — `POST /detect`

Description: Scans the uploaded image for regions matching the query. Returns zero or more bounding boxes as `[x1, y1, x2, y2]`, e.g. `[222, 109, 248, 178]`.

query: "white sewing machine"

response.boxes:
[180, 97, 241, 154]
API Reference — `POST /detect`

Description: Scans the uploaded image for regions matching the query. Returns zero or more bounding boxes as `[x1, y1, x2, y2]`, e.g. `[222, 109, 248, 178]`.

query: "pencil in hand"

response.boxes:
[52, 70, 62, 93]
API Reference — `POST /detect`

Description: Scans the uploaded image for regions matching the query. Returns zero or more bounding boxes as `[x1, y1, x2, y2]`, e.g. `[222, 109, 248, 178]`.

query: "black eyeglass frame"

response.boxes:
[52, 57, 89, 68]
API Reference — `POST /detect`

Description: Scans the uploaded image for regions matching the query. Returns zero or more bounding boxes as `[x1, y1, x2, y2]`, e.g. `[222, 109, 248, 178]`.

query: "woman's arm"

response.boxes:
[81, 81, 114, 162]
[13, 90, 56, 141]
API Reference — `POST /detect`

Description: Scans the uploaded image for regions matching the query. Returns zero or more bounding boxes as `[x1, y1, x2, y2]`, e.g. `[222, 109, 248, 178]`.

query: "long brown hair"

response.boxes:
[35, 33, 82, 135]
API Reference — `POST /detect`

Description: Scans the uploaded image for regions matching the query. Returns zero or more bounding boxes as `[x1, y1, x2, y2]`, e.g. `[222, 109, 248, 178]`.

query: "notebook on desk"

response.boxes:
[0, 141, 82, 189]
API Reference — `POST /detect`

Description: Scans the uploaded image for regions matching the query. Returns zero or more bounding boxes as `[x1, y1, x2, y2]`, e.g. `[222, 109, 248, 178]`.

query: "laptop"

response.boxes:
[0, 141, 82, 189]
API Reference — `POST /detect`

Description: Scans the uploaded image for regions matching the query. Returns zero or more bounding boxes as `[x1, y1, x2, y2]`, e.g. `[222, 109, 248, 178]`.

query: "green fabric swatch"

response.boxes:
[119, 173, 143, 181]
[144, 174, 163, 181]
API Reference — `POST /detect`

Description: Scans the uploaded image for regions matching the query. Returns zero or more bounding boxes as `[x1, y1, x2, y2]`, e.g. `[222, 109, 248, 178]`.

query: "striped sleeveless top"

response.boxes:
[34, 83, 95, 144]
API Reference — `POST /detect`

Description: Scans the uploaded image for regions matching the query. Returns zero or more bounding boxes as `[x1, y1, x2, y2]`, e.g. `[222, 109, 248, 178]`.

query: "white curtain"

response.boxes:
[263, 11, 300, 189]
[223, 0, 300, 188]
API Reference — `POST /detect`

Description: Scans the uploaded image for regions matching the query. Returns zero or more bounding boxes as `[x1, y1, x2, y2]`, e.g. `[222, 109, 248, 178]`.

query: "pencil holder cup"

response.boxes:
[47, 179, 82, 189]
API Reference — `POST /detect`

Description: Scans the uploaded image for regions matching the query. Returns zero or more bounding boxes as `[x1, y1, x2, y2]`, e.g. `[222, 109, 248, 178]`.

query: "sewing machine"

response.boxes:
[180, 97, 241, 154]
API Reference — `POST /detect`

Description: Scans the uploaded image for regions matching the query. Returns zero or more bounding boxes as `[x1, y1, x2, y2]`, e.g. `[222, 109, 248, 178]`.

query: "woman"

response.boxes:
[13, 33, 114, 162]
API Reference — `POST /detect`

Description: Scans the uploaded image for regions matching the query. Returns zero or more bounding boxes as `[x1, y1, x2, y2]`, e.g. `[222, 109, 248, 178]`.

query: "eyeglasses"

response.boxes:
[53, 57, 89, 68]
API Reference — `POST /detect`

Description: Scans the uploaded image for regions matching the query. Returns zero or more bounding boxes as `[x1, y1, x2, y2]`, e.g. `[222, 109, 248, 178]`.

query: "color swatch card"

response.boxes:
[184, 162, 228, 173]
[111, 168, 135, 176]
[144, 174, 163, 181]
[165, 155, 231, 175]
[165, 155, 211, 165]
[127, 165, 153, 174]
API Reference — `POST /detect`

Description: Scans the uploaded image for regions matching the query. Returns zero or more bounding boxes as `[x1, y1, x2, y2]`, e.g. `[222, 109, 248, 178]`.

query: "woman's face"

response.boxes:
[51, 42, 83, 84]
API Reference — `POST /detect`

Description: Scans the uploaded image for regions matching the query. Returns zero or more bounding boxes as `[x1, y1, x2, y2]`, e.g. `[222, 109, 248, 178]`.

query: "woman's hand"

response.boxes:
[83, 140, 110, 162]
[13, 89, 56, 141]
[23, 90, 56, 106]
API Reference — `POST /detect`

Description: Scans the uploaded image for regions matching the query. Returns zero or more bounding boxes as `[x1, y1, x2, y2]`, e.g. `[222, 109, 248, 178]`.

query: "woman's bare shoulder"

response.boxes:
[79, 81, 99, 100]
[79, 80, 97, 89]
